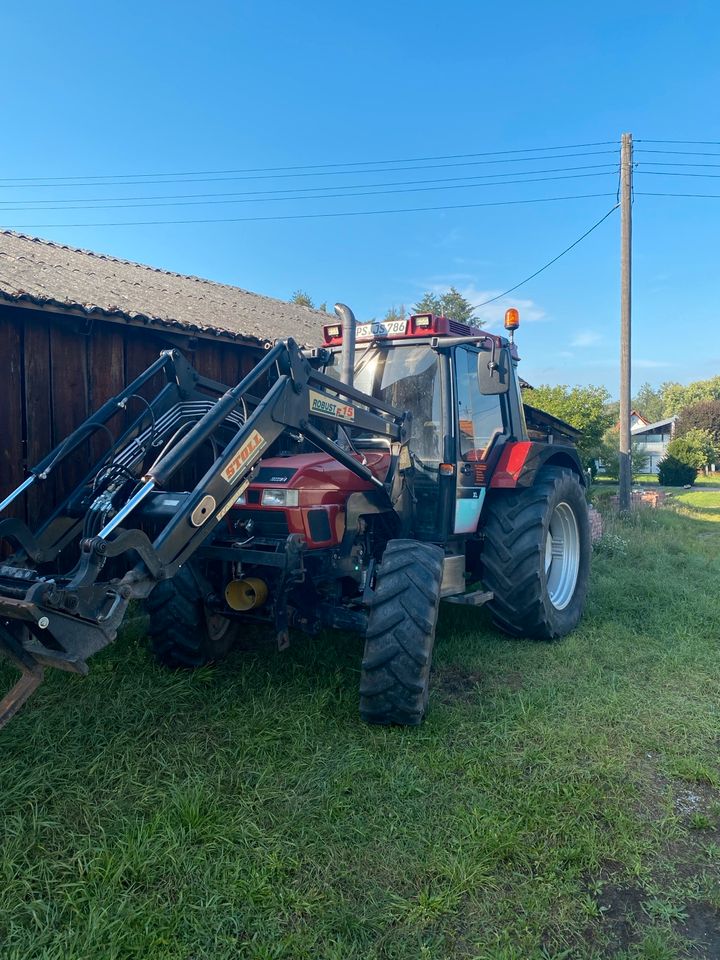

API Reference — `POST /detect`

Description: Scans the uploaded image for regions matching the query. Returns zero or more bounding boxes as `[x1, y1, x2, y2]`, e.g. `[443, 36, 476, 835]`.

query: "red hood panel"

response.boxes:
[251, 451, 390, 492]
[229, 451, 391, 547]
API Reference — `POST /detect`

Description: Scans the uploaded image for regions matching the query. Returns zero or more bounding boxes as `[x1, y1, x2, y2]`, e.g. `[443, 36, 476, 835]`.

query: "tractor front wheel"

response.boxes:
[146, 564, 238, 669]
[481, 465, 590, 639]
[360, 539, 444, 726]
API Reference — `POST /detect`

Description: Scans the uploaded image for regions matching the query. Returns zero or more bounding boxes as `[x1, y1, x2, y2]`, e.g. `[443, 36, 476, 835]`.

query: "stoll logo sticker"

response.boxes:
[309, 390, 356, 422]
[221, 430, 267, 483]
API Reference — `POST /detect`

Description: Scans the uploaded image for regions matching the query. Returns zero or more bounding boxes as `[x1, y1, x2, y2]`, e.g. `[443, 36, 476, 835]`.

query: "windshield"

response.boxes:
[325, 345, 443, 462]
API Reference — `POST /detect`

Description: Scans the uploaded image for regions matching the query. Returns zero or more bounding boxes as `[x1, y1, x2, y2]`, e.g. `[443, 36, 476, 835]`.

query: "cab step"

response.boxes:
[443, 589, 494, 606]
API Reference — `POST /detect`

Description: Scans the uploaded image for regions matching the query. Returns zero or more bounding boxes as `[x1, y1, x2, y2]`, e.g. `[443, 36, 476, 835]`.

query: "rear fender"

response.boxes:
[489, 441, 586, 489]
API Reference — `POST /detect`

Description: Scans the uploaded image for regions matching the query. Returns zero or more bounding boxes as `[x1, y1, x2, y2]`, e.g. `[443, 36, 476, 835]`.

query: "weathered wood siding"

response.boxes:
[0, 304, 261, 528]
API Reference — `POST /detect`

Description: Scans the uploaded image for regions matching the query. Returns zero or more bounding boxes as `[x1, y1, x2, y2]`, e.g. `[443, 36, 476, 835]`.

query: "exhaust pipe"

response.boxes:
[334, 303, 357, 389]
[225, 577, 268, 612]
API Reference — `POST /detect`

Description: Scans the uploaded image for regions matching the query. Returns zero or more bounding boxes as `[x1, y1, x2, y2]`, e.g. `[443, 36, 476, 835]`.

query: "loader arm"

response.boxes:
[0, 338, 408, 727]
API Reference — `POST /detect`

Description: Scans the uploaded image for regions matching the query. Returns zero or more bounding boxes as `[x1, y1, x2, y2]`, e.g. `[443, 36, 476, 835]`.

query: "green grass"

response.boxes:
[2, 492, 720, 959]
[631, 474, 720, 488]
[594, 474, 720, 490]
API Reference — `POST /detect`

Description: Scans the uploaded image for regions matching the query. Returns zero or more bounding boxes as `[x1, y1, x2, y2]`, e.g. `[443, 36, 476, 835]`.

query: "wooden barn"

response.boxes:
[0, 230, 328, 526]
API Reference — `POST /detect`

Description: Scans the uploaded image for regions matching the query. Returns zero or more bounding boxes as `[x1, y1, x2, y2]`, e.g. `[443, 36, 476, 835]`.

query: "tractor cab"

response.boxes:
[319, 312, 527, 542]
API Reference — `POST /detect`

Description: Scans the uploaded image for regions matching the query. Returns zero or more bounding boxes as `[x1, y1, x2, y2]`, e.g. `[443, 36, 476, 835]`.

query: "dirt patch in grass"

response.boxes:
[433, 665, 485, 702]
[597, 879, 648, 952]
[593, 757, 720, 957]
[680, 902, 720, 958]
[433, 665, 524, 703]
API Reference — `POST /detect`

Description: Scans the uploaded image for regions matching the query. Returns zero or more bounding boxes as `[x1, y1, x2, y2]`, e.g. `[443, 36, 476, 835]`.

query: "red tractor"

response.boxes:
[0, 304, 590, 728]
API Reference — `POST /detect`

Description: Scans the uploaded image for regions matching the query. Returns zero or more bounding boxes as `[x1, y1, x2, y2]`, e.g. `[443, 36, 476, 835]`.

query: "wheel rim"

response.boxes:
[204, 609, 233, 643]
[544, 501, 580, 611]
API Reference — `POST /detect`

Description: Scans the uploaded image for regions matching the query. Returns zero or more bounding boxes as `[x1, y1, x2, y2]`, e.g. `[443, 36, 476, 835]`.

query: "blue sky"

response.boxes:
[1, 0, 718, 396]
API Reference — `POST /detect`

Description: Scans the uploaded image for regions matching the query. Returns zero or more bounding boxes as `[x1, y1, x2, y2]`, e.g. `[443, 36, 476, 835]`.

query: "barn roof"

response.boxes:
[0, 230, 330, 346]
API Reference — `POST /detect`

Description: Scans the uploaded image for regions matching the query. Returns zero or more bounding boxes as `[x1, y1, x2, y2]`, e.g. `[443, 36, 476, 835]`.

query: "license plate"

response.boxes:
[355, 319, 408, 339]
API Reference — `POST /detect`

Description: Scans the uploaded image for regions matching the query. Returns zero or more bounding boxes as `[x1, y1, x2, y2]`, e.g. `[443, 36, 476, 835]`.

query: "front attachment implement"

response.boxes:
[0, 577, 129, 727]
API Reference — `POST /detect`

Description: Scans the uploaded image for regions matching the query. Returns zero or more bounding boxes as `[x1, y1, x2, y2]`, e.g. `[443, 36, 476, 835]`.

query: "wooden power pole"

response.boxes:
[618, 132, 633, 511]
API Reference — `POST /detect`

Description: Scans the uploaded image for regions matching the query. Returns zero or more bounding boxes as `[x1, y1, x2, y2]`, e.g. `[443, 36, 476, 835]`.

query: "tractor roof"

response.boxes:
[322, 313, 508, 348]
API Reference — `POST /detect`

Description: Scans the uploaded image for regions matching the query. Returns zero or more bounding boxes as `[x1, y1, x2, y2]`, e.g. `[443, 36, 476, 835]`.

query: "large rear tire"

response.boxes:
[360, 539, 444, 726]
[481, 466, 590, 639]
[146, 564, 238, 669]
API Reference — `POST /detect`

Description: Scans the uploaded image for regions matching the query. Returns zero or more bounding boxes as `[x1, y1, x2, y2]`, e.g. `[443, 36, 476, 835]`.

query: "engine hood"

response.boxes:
[249, 451, 390, 495]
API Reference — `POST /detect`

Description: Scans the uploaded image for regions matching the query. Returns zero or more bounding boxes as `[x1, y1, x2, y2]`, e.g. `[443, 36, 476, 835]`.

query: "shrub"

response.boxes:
[666, 429, 718, 471]
[657, 454, 697, 487]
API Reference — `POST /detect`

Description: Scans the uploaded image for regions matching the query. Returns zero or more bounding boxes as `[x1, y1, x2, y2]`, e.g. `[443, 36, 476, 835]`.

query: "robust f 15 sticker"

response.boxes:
[221, 430, 267, 483]
[309, 390, 356, 422]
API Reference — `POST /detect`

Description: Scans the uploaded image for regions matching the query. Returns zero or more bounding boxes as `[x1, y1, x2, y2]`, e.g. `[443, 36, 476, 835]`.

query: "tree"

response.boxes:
[290, 290, 315, 309]
[661, 375, 720, 417]
[413, 286, 479, 324]
[383, 304, 407, 323]
[413, 291, 443, 316]
[598, 426, 650, 479]
[632, 382, 664, 423]
[675, 400, 720, 454]
[529, 384, 613, 467]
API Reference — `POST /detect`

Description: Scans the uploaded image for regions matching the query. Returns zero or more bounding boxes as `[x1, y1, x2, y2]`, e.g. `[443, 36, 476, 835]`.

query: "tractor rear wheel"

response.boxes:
[146, 564, 238, 669]
[481, 465, 590, 639]
[360, 539, 444, 726]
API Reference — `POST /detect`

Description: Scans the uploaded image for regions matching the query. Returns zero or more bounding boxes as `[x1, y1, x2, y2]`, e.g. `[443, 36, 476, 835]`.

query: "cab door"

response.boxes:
[452, 345, 506, 534]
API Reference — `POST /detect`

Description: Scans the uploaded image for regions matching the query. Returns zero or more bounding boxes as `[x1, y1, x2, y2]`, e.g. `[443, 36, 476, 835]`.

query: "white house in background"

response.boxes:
[630, 409, 650, 430]
[631, 415, 678, 474]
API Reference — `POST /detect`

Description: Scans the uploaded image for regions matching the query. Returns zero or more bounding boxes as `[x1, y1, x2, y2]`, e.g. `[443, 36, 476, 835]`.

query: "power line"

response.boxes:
[0, 163, 619, 206]
[0, 141, 620, 183]
[637, 139, 720, 146]
[0, 191, 618, 229]
[0, 151, 621, 190]
[470, 204, 619, 309]
[637, 170, 720, 179]
[636, 191, 720, 199]
[0, 171, 619, 213]
[638, 160, 720, 169]
[636, 148, 720, 157]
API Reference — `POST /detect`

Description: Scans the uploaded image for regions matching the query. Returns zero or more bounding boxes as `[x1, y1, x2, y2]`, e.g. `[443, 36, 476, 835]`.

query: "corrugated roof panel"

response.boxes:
[0, 230, 331, 346]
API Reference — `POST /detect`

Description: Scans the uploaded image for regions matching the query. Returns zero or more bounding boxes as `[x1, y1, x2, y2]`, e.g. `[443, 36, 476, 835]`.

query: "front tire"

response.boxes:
[481, 466, 590, 639]
[360, 539, 444, 726]
[146, 564, 238, 669]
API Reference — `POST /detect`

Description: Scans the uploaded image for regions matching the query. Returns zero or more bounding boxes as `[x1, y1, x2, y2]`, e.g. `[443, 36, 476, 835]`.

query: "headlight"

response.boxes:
[235, 492, 247, 504]
[261, 488, 299, 507]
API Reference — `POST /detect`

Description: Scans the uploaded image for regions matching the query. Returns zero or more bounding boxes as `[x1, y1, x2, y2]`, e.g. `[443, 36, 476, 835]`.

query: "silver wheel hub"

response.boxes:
[544, 501, 580, 611]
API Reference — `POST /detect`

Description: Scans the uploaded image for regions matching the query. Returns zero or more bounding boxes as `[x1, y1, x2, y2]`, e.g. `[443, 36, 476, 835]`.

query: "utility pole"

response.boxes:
[618, 132, 633, 512]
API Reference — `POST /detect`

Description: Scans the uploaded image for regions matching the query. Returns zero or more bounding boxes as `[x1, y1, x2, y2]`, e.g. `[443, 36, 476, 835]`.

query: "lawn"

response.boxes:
[634, 474, 720, 488]
[1, 491, 720, 959]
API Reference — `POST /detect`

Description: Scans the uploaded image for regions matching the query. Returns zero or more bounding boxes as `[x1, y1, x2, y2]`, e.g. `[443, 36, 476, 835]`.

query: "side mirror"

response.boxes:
[477, 346, 510, 395]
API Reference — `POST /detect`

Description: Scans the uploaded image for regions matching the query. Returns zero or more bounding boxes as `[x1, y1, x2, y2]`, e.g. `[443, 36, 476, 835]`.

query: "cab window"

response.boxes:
[325, 345, 443, 463]
[454, 346, 504, 460]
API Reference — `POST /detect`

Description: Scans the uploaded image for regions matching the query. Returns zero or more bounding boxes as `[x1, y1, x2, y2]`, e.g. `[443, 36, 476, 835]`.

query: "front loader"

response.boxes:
[0, 303, 590, 729]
